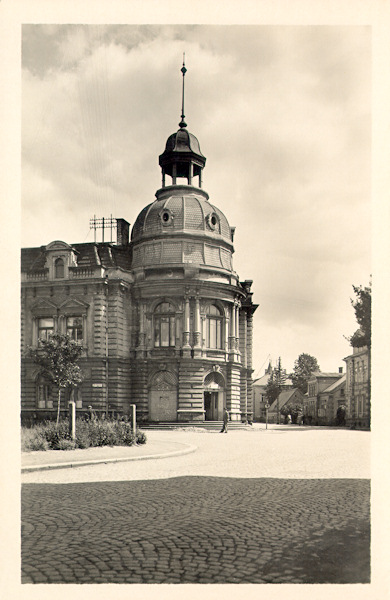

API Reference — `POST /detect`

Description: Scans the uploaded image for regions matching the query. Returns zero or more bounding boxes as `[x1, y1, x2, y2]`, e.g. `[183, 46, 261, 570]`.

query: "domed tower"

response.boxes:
[130, 59, 257, 424]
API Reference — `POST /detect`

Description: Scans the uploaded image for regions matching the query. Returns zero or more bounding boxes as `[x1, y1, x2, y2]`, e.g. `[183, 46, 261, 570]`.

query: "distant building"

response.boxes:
[317, 374, 346, 426]
[252, 363, 272, 421]
[268, 388, 305, 424]
[305, 370, 344, 425]
[252, 362, 293, 422]
[343, 346, 370, 428]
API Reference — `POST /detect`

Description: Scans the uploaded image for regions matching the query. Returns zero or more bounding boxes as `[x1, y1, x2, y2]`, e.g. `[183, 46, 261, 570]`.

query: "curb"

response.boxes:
[22, 443, 198, 473]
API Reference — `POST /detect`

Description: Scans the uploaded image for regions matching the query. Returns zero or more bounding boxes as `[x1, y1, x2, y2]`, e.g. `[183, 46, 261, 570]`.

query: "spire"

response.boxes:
[179, 53, 187, 128]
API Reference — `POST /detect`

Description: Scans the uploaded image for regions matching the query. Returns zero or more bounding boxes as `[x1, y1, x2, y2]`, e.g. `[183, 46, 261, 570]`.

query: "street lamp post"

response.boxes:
[265, 402, 270, 430]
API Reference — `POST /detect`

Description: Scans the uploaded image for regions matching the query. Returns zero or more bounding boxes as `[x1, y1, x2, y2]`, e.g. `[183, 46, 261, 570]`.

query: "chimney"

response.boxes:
[116, 219, 130, 246]
[339, 367, 343, 373]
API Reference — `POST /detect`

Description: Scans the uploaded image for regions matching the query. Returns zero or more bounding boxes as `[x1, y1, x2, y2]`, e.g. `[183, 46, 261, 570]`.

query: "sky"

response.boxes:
[21, 24, 371, 376]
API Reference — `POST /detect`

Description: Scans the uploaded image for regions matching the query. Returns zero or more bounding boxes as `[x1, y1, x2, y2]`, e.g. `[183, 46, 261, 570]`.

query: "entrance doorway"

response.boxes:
[204, 370, 225, 421]
[204, 391, 222, 421]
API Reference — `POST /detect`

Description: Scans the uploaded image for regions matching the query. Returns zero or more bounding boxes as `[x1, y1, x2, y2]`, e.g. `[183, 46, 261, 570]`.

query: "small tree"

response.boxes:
[289, 353, 320, 395]
[281, 402, 303, 424]
[265, 357, 286, 424]
[29, 333, 84, 426]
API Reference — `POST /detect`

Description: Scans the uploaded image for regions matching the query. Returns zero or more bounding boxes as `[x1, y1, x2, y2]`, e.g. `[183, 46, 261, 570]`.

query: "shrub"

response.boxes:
[21, 429, 49, 452]
[42, 420, 71, 449]
[21, 416, 147, 451]
[136, 430, 147, 445]
[57, 439, 76, 451]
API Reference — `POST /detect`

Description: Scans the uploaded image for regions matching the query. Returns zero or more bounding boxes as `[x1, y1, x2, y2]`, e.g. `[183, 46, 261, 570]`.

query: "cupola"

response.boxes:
[158, 56, 206, 188]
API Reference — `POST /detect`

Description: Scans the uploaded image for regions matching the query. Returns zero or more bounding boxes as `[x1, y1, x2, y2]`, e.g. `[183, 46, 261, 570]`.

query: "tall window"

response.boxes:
[55, 258, 64, 278]
[154, 302, 176, 347]
[36, 377, 52, 409]
[206, 304, 222, 349]
[37, 317, 54, 340]
[66, 316, 83, 342]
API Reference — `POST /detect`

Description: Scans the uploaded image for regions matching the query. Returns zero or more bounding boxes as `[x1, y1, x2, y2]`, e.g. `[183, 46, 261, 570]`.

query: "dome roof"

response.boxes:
[130, 187, 234, 273]
[163, 128, 204, 157]
[131, 187, 232, 244]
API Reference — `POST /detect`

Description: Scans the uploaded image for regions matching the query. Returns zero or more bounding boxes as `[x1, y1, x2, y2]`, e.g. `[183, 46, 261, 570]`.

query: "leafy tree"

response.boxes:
[347, 280, 371, 427]
[29, 333, 84, 426]
[265, 357, 286, 424]
[348, 281, 371, 348]
[289, 353, 320, 394]
[281, 402, 303, 424]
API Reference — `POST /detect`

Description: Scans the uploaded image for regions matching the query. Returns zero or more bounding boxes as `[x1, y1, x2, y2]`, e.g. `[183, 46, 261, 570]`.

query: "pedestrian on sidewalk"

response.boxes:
[220, 408, 229, 433]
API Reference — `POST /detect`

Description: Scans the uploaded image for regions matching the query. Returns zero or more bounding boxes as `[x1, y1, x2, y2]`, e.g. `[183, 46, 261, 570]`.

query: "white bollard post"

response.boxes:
[130, 404, 136, 436]
[68, 401, 76, 440]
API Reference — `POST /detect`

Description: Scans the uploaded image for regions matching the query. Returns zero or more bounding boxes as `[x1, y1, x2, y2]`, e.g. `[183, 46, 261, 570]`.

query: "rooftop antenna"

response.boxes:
[179, 53, 187, 128]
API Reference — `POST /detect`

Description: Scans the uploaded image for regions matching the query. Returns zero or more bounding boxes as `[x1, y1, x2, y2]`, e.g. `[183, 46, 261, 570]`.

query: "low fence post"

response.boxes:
[130, 404, 136, 436]
[68, 401, 76, 440]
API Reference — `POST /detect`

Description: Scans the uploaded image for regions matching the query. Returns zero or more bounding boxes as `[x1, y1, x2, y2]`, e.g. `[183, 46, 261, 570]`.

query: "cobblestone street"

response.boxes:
[22, 476, 369, 584]
[21, 427, 371, 584]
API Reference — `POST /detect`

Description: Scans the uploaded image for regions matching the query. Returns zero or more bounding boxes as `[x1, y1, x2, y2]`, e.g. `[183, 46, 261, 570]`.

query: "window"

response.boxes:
[66, 316, 83, 342]
[154, 302, 176, 347]
[55, 258, 64, 279]
[36, 377, 53, 409]
[206, 304, 222, 349]
[37, 317, 54, 340]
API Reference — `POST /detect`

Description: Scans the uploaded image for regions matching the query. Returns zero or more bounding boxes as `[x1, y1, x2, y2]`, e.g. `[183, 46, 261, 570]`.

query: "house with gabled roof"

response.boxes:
[317, 374, 346, 426]
[304, 370, 344, 425]
[268, 388, 304, 424]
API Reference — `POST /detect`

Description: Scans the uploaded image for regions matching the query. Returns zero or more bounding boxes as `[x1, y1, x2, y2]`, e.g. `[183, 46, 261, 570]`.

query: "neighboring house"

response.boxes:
[343, 346, 370, 428]
[304, 370, 344, 424]
[317, 374, 346, 426]
[21, 89, 258, 424]
[252, 363, 272, 421]
[252, 363, 292, 422]
[268, 388, 305, 424]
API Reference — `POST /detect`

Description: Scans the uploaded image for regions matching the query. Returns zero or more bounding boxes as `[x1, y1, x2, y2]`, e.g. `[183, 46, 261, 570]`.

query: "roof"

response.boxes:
[162, 128, 205, 158]
[309, 371, 343, 380]
[321, 374, 346, 394]
[253, 372, 271, 387]
[21, 243, 132, 273]
[269, 388, 303, 412]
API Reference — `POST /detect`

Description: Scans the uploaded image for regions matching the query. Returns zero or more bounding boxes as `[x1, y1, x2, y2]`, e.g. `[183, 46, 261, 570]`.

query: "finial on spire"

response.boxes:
[179, 53, 187, 128]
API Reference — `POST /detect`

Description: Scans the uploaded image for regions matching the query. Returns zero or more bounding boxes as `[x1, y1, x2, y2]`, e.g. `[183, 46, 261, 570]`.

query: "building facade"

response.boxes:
[267, 388, 304, 424]
[252, 363, 293, 422]
[21, 108, 258, 423]
[316, 375, 346, 426]
[304, 371, 344, 425]
[343, 346, 370, 428]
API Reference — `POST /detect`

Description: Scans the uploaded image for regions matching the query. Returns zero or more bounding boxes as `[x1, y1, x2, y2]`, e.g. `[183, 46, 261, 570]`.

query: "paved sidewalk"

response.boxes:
[22, 437, 197, 472]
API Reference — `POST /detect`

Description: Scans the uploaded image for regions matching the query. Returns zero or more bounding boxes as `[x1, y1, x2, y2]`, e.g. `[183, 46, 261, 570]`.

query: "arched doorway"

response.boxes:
[204, 371, 225, 421]
[149, 370, 178, 422]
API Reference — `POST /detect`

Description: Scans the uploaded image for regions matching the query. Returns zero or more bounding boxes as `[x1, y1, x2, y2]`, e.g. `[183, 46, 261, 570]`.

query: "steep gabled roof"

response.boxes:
[322, 374, 346, 394]
[269, 388, 303, 412]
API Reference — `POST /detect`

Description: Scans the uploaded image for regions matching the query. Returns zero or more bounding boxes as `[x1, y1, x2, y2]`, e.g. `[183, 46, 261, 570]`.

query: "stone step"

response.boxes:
[139, 421, 252, 431]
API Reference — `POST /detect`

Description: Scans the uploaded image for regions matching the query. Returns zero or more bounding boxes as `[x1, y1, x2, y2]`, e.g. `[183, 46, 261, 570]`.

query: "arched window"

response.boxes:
[206, 304, 223, 349]
[55, 258, 64, 279]
[154, 302, 176, 347]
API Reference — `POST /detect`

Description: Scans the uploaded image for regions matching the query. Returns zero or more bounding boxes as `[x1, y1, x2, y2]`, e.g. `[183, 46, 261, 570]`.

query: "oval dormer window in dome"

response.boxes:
[160, 208, 173, 227]
[206, 212, 220, 232]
